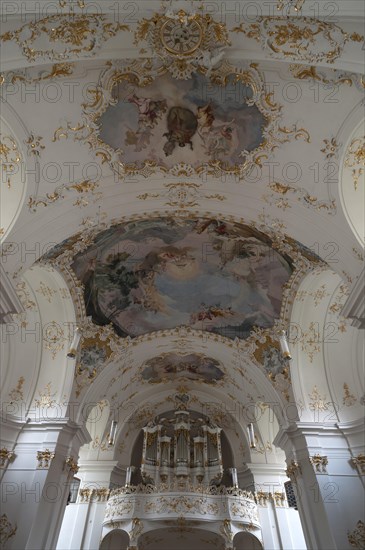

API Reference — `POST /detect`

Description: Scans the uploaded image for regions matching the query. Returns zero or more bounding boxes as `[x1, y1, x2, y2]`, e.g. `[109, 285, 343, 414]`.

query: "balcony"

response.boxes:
[103, 482, 260, 528]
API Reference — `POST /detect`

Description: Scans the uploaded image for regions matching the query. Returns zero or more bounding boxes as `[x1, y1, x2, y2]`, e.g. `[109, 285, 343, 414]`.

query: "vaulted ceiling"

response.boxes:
[1, 0, 364, 464]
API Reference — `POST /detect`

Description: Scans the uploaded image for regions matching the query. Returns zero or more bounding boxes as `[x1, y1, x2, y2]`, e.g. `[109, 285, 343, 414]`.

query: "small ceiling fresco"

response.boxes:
[97, 72, 267, 173]
[140, 353, 225, 385]
[70, 217, 293, 338]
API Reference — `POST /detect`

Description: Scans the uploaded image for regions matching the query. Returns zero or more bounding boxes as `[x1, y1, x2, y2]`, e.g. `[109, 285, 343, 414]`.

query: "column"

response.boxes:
[0, 414, 90, 550]
[241, 463, 306, 550]
[275, 420, 365, 550]
[56, 459, 121, 550]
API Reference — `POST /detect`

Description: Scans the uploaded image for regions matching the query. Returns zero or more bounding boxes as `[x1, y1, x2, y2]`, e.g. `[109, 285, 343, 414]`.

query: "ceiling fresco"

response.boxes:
[98, 72, 267, 172]
[70, 217, 293, 338]
[140, 352, 225, 385]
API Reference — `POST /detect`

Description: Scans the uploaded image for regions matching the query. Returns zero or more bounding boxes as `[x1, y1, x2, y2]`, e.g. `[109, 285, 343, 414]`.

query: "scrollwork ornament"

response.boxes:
[232, 17, 364, 64]
[0, 15, 129, 61]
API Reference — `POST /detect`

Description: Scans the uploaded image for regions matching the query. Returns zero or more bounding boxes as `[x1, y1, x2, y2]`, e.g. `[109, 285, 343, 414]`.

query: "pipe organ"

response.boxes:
[140, 411, 223, 485]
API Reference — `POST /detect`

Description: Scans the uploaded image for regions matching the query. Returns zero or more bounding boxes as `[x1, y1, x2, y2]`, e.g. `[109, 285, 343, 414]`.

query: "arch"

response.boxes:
[233, 531, 264, 550]
[99, 529, 129, 550]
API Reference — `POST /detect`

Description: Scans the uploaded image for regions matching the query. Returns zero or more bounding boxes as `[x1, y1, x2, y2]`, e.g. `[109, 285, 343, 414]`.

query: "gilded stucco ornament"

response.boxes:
[25, 134, 45, 157]
[0, 134, 22, 188]
[0, 15, 129, 61]
[37, 449, 55, 468]
[289, 64, 365, 92]
[0, 448, 15, 468]
[0, 514, 17, 546]
[232, 17, 364, 63]
[285, 460, 301, 482]
[347, 520, 365, 549]
[137, 182, 226, 210]
[134, 9, 230, 79]
[262, 181, 336, 215]
[52, 60, 310, 181]
[0, 63, 75, 86]
[28, 180, 100, 212]
[344, 137, 365, 191]
[309, 454, 328, 473]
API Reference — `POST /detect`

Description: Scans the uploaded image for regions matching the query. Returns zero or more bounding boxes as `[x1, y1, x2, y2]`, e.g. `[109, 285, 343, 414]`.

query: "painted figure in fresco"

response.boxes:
[163, 106, 198, 156]
[204, 121, 235, 159]
[125, 94, 167, 152]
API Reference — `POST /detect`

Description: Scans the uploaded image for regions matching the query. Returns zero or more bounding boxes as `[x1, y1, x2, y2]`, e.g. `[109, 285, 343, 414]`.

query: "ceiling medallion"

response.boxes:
[134, 9, 230, 79]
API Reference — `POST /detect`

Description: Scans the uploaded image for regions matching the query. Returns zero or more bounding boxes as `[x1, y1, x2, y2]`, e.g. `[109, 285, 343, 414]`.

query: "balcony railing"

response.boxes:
[104, 483, 260, 527]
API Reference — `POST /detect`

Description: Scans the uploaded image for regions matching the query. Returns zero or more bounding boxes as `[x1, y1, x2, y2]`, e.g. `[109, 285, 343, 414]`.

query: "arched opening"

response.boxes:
[233, 531, 263, 550]
[99, 529, 129, 550]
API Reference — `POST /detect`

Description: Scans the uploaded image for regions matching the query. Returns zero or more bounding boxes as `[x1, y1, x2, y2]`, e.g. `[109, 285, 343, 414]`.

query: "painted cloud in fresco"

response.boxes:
[97, 72, 267, 170]
[71, 218, 293, 339]
[140, 353, 225, 384]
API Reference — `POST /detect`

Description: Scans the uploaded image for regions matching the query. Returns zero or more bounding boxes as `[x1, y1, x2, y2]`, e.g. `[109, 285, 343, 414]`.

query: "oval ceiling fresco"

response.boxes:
[70, 217, 293, 338]
[140, 353, 225, 385]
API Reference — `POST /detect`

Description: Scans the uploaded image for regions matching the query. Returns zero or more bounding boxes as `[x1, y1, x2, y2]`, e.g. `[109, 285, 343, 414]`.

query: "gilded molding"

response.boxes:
[37, 449, 55, 468]
[309, 454, 328, 473]
[347, 520, 365, 549]
[0, 15, 130, 61]
[0, 514, 17, 546]
[232, 18, 363, 63]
